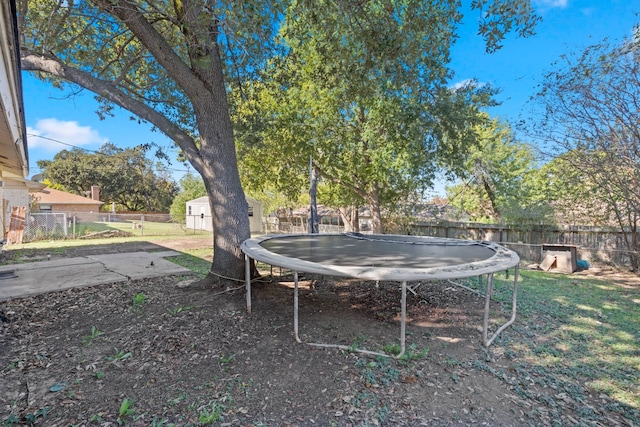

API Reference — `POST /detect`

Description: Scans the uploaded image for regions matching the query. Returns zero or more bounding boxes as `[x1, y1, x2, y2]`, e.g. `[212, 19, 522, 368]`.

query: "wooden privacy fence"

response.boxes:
[404, 221, 638, 269]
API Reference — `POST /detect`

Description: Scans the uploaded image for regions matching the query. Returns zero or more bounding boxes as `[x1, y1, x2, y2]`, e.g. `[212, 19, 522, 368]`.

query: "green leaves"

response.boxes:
[234, 0, 523, 231]
[445, 115, 546, 224]
[471, 0, 541, 53]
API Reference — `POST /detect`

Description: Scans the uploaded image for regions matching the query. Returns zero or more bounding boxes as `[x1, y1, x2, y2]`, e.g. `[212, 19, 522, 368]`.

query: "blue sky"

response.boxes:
[22, 0, 640, 186]
[450, 0, 639, 125]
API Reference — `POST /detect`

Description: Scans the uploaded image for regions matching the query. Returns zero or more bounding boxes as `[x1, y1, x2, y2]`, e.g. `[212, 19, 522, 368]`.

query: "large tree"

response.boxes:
[17, 0, 279, 284]
[18, 0, 539, 283]
[445, 114, 548, 224]
[235, 1, 540, 233]
[527, 29, 640, 270]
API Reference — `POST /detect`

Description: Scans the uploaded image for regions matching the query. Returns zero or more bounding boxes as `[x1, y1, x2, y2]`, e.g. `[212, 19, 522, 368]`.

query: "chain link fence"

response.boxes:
[24, 213, 69, 242]
[20, 212, 212, 242]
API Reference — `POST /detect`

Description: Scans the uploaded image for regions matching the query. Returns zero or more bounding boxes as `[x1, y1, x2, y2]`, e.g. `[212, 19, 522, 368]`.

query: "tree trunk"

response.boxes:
[367, 183, 383, 234]
[351, 206, 360, 232]
[338, 206, 359, 232]
[187, 51, 251, 285]
[309, 163, 319, 234]
[338, 208, 351, 232]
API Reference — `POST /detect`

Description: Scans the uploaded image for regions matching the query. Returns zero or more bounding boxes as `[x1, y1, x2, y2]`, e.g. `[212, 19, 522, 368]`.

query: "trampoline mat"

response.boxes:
[260, 234, 495, 269]
[243, 233, 519, 281]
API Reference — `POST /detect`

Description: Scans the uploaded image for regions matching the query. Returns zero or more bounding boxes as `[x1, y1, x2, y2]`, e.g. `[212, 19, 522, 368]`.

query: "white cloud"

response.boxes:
[580, 7, 594, 17]
[535, 0, 568, 9]
[450, 79, 486, 91]
[27, 118, 108, 152]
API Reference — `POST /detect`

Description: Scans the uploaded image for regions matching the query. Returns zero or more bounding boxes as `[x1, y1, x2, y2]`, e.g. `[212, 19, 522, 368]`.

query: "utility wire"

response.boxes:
[27, 133, 190, 174]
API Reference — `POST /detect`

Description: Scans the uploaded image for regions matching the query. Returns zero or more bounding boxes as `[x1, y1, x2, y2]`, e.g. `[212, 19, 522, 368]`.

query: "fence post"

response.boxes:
[141, 214, 144, 236]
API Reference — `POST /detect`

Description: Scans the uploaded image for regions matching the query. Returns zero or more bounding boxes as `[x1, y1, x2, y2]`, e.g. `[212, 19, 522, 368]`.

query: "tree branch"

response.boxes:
[21, 50, 204, 170]
[91, 0, 211, 102]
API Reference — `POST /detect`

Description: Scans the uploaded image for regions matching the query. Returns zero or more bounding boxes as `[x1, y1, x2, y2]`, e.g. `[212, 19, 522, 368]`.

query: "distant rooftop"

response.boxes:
[33, 188, 104, 205]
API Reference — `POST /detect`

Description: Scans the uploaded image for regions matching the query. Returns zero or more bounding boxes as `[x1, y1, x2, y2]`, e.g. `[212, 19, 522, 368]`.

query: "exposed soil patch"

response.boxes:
[1, 240, 637, 426]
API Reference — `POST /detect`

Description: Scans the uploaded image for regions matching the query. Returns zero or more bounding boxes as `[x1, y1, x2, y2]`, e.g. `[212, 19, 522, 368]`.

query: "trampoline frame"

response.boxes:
[242, 233, 519, 358]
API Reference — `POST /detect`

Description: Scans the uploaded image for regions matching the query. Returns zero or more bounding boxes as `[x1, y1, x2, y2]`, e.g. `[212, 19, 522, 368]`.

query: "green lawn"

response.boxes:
[482, 270, 640, 423]
[72, 220, 211, 238]
[163, 256, 640, 422]
[2, 235, 638, 423]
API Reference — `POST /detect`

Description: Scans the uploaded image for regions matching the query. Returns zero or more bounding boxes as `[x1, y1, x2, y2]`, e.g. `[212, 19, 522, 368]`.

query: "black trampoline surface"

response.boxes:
[242, 233, 520, 281]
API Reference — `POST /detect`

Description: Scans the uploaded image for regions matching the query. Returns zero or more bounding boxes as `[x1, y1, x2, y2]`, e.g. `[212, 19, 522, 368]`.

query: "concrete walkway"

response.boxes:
[0, 251, 191, 301]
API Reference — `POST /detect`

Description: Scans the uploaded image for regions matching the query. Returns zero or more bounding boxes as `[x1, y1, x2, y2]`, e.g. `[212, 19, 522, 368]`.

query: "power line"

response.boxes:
[28, 133, 101, 153]
[27, 133, 191, 174]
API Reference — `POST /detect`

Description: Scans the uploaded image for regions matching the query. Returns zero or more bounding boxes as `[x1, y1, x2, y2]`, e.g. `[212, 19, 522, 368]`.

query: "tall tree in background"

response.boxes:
[169, 173, 207, 221]
[18, 0, 539, 282]
[236, 1, 540, 233]
[445, 115, 546, 224]
[37, 143, 179, 211]
[533, 153, 609, 226]
[528, 29, 640, 270]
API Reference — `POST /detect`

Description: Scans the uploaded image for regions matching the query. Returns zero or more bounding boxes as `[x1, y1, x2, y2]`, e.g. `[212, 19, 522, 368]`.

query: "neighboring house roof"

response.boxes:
[0, 0, 29, 178]
[33, 188, 104, 206]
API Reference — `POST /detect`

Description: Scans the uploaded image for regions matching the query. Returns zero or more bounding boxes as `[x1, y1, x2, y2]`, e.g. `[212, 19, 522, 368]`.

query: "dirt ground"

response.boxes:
[0, 240, 637, 426]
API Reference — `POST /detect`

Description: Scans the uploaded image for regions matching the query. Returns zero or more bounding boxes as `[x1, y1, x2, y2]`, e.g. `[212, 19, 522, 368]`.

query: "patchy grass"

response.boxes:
[72, 220, 210, 238]
[0, 234, 213, 267]
[168, 248, 212, 277]
[4, 234, 208, 253]
[3, 237, 639, 425]
[479, 270, 640, 424]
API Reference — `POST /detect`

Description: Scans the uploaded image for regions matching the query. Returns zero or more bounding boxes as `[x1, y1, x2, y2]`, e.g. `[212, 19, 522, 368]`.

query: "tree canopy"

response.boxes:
[38, 143, 178, 211]
[235, 0, 539, 232]
[445, 115, 547, 224]
[19, 0, 540, 282]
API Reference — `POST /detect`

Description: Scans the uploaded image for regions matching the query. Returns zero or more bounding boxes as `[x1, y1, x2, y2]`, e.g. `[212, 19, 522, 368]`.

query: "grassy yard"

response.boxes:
[166, 260, 638, 422]
[167, 251, 640, 423]
[483, 270, 640, 423]
[2, 235, 638, 424]
[72, 220, 211, 238]
[169, 248, 213, 276]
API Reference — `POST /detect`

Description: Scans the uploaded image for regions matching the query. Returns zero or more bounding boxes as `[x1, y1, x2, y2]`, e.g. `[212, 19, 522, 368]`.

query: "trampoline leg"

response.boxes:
[482, 273, 494, 346]
[294, 271, 301, 343]
[483, 266, 519, 347]
[245, 255, 252, 315]
[399, 281, 407, 359]
[291, 275, 406, 359]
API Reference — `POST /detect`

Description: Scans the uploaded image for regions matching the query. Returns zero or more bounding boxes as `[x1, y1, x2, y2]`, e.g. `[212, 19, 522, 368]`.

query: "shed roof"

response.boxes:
[188, 196, 209, 204]
[187, 195, 262, 205]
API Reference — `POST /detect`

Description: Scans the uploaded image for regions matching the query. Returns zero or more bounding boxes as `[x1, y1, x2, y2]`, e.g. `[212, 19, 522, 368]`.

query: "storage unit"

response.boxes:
[186, 196, 263, 234]
[540, 244, 578, 273]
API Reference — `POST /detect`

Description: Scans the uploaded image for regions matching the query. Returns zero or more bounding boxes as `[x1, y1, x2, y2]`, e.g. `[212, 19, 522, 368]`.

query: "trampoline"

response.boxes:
[242, 233, 520, 358]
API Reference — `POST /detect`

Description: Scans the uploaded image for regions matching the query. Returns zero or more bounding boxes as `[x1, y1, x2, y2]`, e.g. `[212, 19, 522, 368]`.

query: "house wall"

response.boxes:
[51, 203, 102, 213]
[0, 178, 29, 239]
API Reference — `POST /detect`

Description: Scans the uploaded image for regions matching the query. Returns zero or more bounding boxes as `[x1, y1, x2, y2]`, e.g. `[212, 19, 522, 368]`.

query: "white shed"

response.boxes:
[185, 196, 263, 234]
